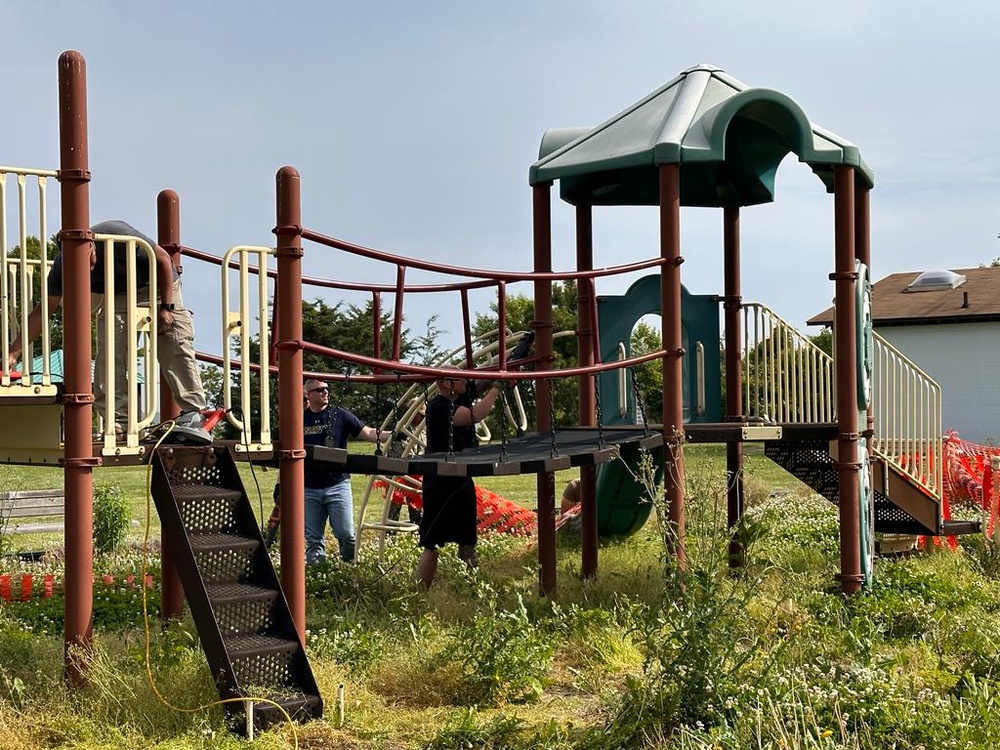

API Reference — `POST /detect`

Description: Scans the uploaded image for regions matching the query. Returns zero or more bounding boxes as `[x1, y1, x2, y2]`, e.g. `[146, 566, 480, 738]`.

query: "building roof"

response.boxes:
[807, 266, 1000, 327]
[529, 63, 873, 208]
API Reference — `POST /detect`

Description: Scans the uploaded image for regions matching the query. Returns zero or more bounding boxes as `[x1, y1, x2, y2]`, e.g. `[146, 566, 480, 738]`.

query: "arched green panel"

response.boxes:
[597, 275, 721, 426]
[590, 274, 721, 537]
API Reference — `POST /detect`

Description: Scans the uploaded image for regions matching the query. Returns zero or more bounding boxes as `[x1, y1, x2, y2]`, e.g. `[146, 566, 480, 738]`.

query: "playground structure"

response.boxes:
[0, 52, 983, 729]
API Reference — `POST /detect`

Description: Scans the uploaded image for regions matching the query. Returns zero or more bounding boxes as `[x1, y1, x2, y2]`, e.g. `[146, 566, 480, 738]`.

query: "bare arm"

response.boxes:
[451, 381, 503, 427]
[358, 425, 391, 443]
[153, 244, 174, 306]
[153, 244, 175, 332]
[7, 295, 62, 368]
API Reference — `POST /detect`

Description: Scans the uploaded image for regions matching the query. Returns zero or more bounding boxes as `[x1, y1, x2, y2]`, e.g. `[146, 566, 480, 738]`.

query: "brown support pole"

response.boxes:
[276, 167, 307, 635]
[659, 164, 686, 570]
[575, 204, 598, 579]
[156, 190, 185, 622]
[833, 166, 862, 595]
[533, 182, 556, 596]
[855, 186, 874, 441]
[723, 205, 745, 568]
[58, 50, 95, 686]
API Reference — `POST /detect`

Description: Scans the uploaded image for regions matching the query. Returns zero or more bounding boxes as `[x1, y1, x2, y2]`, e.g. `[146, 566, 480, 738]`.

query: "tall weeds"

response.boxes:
[595, 446, 789, 748]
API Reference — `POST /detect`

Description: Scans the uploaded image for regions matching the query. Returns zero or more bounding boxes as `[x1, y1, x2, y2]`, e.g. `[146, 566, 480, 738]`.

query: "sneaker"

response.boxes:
[169, 411, 213, 444]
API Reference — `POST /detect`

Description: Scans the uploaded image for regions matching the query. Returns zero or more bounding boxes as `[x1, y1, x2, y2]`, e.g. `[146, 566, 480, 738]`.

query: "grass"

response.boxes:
[3, 443, 999, 748]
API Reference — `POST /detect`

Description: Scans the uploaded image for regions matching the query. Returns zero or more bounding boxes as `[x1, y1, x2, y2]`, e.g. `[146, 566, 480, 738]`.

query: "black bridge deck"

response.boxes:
[309, 427, 666, 478]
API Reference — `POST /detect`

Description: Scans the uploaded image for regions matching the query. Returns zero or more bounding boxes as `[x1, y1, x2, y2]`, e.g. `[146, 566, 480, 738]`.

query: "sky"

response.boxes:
[3, 1, 1000, 360]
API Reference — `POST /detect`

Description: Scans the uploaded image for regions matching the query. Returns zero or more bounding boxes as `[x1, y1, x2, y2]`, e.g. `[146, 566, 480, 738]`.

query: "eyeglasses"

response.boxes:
[309, 387, 329, 394]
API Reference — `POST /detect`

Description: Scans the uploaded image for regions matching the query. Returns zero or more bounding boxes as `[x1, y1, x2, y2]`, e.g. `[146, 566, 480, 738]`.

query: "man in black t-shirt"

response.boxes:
[416, 373, 503, 588]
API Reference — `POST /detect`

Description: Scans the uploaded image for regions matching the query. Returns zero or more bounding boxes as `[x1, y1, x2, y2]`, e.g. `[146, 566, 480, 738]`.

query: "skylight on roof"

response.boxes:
[906, 269, 966, 292]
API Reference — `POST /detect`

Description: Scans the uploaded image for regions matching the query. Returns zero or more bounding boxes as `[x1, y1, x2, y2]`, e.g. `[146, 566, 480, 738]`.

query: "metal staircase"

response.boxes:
[742, 303, 979, 538]
[150, 445, 322, 735]
[763, 438, 950, 534]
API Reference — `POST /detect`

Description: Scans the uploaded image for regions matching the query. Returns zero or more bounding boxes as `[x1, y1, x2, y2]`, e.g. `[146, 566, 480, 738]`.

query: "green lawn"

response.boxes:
[7, 442, 996, 748]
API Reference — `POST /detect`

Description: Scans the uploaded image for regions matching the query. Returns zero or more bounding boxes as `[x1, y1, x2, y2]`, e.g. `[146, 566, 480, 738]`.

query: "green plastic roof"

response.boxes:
[529, 64, 874, 207]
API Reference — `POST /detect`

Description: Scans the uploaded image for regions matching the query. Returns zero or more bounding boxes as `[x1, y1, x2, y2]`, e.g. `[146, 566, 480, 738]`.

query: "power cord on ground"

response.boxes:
[139, 420, 300, 747]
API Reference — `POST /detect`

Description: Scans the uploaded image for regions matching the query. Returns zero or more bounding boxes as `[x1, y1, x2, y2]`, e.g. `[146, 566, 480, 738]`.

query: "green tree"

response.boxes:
[226, 298, 427, 439]
[629, 319, 663, 424]
[809, 327, 832, 356]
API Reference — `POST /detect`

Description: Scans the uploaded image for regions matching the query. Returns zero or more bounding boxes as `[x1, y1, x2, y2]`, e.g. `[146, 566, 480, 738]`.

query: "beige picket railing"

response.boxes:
[221, 245, 275, 452]
[92, 233, 159, 456]
[872, 336, 943, 498]
[741, 302, 834, 424]
[740, 301, 942, 500]
[0, 165, 59, 394]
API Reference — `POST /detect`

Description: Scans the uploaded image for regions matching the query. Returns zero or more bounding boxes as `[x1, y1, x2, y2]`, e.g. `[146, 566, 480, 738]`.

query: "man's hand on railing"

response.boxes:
[506, 331, 535, 370]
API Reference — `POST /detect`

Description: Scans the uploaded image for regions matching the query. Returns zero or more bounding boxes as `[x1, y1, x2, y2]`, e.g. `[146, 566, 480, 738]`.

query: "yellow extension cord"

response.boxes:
[139, 422, 300, 747]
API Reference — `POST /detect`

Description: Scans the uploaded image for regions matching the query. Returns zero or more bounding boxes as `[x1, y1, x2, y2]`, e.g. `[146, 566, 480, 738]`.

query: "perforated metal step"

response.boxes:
[151, 446, 322, 736]
[764, 438, 938, 535]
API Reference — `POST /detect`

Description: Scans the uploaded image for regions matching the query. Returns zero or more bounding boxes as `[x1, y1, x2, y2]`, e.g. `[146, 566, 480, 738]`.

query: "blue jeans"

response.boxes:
[305, 479, 356, 563]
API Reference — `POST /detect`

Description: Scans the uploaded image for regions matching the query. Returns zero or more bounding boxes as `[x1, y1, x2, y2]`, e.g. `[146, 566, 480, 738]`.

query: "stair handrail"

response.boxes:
[740, 301, 943, 500]
[872, 333, 942, 499]
[221, 245, 275, 453]
[740, 302, 834, 425]
[0, 166, 59, 393]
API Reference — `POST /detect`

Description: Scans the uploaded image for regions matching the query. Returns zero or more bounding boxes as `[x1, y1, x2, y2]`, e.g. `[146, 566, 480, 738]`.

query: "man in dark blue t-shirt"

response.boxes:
[303, 378, 389, 563]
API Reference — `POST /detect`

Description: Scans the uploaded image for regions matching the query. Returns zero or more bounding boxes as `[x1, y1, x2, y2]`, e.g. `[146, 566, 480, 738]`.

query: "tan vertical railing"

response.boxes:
[221, 245, 274, 452]
[739, 300, 942, 500]
[740, 302, 834, 424]
[93, 234, 159, 456]
[872, 334, 942, 498]
[1, 166, 59, 393]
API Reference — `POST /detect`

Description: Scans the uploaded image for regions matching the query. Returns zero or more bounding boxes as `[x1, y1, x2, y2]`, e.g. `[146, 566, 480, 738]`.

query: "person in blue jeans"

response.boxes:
[303, 378, 389, 563]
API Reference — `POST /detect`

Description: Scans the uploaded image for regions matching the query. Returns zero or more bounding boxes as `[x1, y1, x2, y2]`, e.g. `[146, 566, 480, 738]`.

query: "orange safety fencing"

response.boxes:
[0, 573, 155, 603]
[942, 430, 1000, 541]
[374, 476, 538, 536]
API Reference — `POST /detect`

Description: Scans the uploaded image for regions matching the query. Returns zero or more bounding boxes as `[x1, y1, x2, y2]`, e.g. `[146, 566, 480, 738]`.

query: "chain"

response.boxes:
[498, 386, 509, 462]
[447, 399, 456, 461]
[593, 373, 605, 448]
[373, 375, 383, 456]
[547, 379, 558, 458]
[630, 367, 649, 435]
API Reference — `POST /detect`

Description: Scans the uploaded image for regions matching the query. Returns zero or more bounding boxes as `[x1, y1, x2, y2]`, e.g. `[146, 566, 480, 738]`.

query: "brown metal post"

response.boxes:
[57, 50, 95, 686]
[276, 167, 307, 635]
[659, 164, 686, 570]
[156, 189, 185, 621]
[575, 204, 598, 578]
[833, 166, 862, 595]
[723, 205, 745, 568]
[533, 182, 556, 596]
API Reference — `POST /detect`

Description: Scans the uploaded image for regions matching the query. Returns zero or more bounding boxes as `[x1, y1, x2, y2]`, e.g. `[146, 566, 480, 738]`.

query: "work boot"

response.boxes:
[170, 411, 213, 444]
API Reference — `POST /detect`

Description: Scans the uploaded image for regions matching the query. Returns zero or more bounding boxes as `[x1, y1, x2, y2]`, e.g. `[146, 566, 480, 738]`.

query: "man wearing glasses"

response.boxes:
[303, 378, 389, 563]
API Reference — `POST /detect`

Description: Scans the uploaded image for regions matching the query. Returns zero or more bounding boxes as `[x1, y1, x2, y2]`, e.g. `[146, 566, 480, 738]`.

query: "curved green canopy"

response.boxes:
[530, 64, 873, 207]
